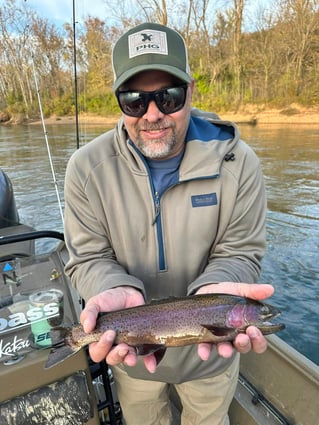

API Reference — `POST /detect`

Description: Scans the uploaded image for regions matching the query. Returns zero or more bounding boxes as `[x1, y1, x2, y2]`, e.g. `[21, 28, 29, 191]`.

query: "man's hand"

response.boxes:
[195, 282, 274, 360]
[80, 286, 158, 373]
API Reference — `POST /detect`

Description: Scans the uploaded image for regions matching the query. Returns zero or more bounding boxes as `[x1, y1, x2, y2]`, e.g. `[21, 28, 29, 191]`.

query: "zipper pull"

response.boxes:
[153, 192, 160, 224]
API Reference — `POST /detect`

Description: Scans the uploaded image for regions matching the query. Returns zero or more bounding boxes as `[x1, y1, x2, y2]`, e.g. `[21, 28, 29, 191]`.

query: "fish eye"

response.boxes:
[260, 305, 270, 315]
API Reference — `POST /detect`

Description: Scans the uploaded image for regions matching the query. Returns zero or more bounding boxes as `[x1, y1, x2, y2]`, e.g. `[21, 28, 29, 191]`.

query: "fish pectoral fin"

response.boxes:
[135, 344, 167, 365]
[154, 347, 166, 365]
[201, 325, 237, 339]
[135, 344, 165, 356]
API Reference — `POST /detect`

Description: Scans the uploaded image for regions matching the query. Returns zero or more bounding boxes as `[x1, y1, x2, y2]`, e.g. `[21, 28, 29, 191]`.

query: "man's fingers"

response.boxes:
[80, 303, 100, 333]
[198, 343, 212, 361]
[230, 327, 267, 354]
[79, 287, 146, 334]
[245, 326, 268, 353]
[106, 343, 138, 367]
[197, 282, 274, 301]
[231, 333, 252, 354]
[216, 342, 235, 358]
[236, 283, 274, 300]
[88, 330, 116, 363]
[143, 354, 158, 373]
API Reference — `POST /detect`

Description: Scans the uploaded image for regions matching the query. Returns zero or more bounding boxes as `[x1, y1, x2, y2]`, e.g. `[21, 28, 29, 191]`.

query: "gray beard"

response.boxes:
[136, 132, 177, 159]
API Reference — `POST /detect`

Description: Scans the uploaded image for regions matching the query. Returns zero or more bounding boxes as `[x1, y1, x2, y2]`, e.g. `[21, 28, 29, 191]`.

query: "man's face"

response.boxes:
[120, 70, 194, 160]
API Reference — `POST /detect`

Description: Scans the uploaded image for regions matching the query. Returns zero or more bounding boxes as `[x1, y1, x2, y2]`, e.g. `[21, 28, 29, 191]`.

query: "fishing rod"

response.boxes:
[73, 0, 80, 149]
[31, 54, 65, 227]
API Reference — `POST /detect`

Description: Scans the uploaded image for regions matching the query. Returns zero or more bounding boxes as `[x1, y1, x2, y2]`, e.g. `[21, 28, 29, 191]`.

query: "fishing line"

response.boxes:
[73, 0, 88, 148]
[73, 0, 80, 149]
[31, 54, 65, 227]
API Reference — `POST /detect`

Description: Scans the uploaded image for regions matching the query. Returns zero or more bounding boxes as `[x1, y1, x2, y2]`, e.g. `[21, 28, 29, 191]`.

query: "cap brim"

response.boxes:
[113, 64, 192, 92]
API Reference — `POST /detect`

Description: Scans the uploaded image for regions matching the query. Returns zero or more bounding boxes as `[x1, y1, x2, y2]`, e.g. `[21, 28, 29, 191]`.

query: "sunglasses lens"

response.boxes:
[117, 85, 187, 118]
[156, 86, 187, 114]
[117, 92, 146, 117]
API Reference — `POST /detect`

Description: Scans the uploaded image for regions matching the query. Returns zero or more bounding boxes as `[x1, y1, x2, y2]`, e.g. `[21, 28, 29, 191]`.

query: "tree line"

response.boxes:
[0, 0, 318, 122]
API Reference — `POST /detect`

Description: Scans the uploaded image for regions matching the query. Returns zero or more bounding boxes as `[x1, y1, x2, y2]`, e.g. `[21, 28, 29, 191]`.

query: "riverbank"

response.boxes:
[221, 103, 319, 125]
[4, 103, 319, 126]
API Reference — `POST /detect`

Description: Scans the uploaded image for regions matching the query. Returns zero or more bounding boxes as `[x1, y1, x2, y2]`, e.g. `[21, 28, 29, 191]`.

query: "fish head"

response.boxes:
[243, 300, 285, 334]
[256, 302, 281, 321]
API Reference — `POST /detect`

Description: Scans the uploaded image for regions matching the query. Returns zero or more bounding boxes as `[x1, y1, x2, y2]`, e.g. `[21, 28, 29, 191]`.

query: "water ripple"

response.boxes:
[1, 123, 319, 365]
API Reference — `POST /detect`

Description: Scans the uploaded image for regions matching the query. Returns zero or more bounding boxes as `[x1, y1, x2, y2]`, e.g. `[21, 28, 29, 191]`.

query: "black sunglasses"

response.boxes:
[116, 84, 188, 118]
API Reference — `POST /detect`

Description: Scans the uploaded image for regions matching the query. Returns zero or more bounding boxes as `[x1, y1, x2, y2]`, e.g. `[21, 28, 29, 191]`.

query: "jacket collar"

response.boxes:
[115, 112, 239, 180]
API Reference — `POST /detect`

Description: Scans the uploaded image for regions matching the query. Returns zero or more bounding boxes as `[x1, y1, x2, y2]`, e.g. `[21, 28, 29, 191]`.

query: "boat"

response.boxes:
[0, 168, 122, 424]
[0, 169, 319, 425]
[1, 167, 318, 424]
[230, 335, 319, 425]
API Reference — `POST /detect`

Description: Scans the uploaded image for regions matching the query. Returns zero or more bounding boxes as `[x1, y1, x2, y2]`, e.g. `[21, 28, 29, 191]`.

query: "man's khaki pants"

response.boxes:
[111, 355, 239, 425]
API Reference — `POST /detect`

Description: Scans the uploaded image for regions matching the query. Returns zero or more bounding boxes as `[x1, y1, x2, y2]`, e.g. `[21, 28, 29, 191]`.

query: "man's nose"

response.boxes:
[142, 100, 165, 121]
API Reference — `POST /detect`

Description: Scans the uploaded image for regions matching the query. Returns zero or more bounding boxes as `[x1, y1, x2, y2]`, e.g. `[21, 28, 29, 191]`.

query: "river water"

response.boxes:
[0, 122, 318, 365]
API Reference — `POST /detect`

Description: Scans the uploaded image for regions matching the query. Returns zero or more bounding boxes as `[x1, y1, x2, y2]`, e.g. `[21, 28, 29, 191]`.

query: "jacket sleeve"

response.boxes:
[63, 152, 146, 302]
[187, 143, 267, 295]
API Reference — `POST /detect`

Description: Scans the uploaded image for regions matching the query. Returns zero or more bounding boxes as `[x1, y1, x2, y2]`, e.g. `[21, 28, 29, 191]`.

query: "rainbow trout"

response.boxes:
[45, 293, 284, 368]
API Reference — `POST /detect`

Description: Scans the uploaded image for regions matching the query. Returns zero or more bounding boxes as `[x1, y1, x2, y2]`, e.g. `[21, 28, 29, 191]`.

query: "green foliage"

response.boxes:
[1, 1, 318, 117]
[49, 94, 75, 117]
[193, 72, 211, 96]
[79, 92, 120, 115]
[192, 72, 213, 110]
[5, 93, 27, 116]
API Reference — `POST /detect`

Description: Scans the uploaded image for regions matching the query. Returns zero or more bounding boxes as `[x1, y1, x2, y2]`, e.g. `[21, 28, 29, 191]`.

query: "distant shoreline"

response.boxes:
[4, 104, 319, 127]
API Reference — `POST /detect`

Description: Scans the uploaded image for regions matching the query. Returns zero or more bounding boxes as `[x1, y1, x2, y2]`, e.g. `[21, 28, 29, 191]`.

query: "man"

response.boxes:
[64, 22, 272, 425]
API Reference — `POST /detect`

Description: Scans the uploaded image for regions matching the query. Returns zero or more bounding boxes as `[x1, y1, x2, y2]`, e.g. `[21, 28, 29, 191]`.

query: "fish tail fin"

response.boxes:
[45, 326, 81, 369]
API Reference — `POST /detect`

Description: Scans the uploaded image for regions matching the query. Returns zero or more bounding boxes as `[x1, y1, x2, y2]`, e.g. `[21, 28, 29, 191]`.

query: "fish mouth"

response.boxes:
[263, 311, 280, 321]
[259, 308, 285, 334]
[258, 321, 285, 334]
[263, 320, 276, 326]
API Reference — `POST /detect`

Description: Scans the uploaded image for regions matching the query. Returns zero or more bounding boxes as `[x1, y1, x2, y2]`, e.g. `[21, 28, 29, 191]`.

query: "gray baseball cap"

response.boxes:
[112, 22, 192, 92]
